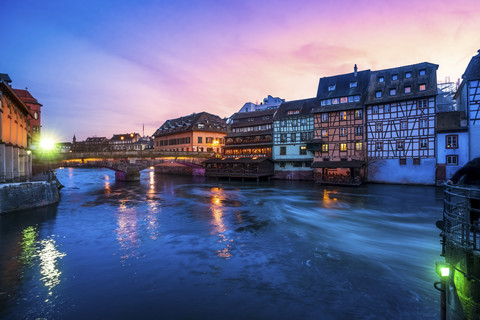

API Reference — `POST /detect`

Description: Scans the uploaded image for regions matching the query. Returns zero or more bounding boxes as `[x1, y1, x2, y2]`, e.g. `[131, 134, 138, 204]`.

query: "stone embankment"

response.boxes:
[0, 181, 60, 215]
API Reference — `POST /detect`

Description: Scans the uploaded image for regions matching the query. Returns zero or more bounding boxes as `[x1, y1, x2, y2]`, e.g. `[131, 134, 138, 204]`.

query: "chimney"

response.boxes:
[354, 64, 358, 77]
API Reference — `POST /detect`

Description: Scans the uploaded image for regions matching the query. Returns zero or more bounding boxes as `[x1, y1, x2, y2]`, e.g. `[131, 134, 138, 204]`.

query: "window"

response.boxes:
[292, 119, 297, 126]
[348, 96, 354, 103]
[399, 158, 407, 165]
[373, 106, 379, 114]
[340, 112, 347, 120]
[350, 82, 357, 88]
[354, 95, 360, 102]
[280, 147, 286, 155]
[378, 76, 384, 83]
[287, 110, 299, 115]
[355, 142, 363, 151]
[248, 118, 254, 122]
[418, 99, 427, 109]
[405, 86, 411, 94]
[198, 123, 205, 129]
[198, 137, 203, 143]
[340, 128, 347, 136]
[419, 118, 428, 128]
[397, 141, 404, 150]
[375, 123, 382, 132]
[300, 132, 308, 141]
[326, 99, 332, 105]
[446, 135, 458, 149]
[401, 121, 408, 130]
[340, 97, 348, 103]
[321, 100, 326, 106]
[321, 113, 328, 122]
[333, 98, 339, 105]
[290, 133, 296, 142]
[419, 69, 426, 76]
[376, 142, 383, 150]
[340, 143, 347, 151]
[376, 91, 382, 98]
[420, 138, 428, 149]
[405, 72, 412, 79]
[280, 134, 287, 142]
[34, 111, 39, 119]
[281, 120, 286, 126]
[385, 104, 390, 112]
[419, 84, 426, 91]
[299, 146, 307, 155]
[446, 155, 458, 166]
[322, 144, 328, 152]
[355, 109, 363, 119]
[392, 74, 398, 80]
[354, 126, 363, 136]
[389, 88, 396, 96]
[328, 85, 336, 91]
[321, 129, 328, 138]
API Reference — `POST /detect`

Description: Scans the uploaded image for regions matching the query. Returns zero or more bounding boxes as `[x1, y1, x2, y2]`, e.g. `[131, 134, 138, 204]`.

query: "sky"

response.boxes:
[1, 0, 480, 142]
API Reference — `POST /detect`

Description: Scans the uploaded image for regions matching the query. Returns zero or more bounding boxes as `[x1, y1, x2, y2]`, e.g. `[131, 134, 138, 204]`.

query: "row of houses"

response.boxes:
[154, 51, 480, 185]
[66, 133, 153, 153]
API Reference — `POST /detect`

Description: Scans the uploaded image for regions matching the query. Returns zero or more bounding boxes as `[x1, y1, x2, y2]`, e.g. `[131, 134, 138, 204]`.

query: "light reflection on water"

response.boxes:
[0, 168, 444, 319]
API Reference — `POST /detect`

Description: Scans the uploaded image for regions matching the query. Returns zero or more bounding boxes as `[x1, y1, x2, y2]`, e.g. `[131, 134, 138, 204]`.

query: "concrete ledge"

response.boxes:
[0, 181, 60, 215]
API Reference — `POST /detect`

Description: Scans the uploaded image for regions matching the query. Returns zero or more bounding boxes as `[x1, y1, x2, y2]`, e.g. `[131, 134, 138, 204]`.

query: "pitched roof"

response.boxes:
[462, 50, 480, 80]
[230, 108, 277, 129]
[12, 89, 42, 106]
[153, 112, 228, 137]
[0, 81, 32, 116]
[273, 98, 318, 120]
[436, 111, 468, 132]
[316, 69, 371, 99]
[0, 73, 12, 83]
[110, 133, 140, 141]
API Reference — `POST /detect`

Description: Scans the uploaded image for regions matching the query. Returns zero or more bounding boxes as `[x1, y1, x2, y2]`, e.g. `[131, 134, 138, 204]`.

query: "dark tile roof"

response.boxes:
[273, 98, 318, 120]
[436, 111, 468, 132]
[230, 108, 277, 129]
[153, 112, 228, 137]
[462, 50, 480, 80]
[365, 62, 438, 104]
[110, 133, 141, 142]
[316, 69, 371, 99]
[12, 89, 42, 106]
[0, 73, 12, 83]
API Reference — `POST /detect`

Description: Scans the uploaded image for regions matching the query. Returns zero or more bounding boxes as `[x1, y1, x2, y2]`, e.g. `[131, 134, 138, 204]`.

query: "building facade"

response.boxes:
[455, 50, 480, 160]
[13, 89, 42, 148]
[311, 67, 371, 185]
[110, 133, 142, 151]
[0, 79, 32, 182]
[237, 95, 284, 113]
[365, 62, 438, 184]
[153, 112, 228, 154]
[272, 98, 315, 180]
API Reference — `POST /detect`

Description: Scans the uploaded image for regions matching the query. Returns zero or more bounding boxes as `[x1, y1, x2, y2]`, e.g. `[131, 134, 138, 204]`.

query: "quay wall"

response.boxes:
[0, 181, 60, 215]
[367, 158, 436, 185]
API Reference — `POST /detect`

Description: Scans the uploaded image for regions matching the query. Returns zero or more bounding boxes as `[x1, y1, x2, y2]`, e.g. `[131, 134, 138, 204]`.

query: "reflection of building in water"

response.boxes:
[38, 238, 66, 294]
[210, 187, 233, 258]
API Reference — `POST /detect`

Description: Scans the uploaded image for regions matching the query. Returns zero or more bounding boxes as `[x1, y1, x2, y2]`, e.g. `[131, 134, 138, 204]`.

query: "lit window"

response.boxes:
[419, 84, 426, 91]
[328, 85, 336, 91]
[321, 129, 328, 138]
[322, 113, 328, 122]
[355, 142, 363, 151]
[378, 76, 384, 83]
[355, 109, 363, 119]
[419, 69, 426, 76]
[376, 91, 382, 98]
[333, 98, 339, 104]
[340, 143, 347, 151]
[446, 135, 458, 148]
[350, 82, 357, 88]
[389, 88, 396, 96]
[34, 111, 39, 119]
[340, 97, 348, 103]
[405, 86, 411, 94]
[340, 112, 347, 120]
[420, 138, 428, 149]
[446, 155, 458, 166]
[322, 144, 328, 152]
[299, 146, 307, 155]
[340, 128, 347, 136]
[405, 72, 412, 79]
[392, 74, 398, 80]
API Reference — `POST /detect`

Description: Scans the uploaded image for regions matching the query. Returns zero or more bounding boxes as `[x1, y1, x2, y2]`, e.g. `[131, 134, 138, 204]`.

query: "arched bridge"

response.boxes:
[81, 160, 162, 181]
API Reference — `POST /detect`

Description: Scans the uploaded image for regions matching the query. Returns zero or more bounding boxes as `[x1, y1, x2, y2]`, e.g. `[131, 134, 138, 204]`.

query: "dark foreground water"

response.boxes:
[0, 168, 444, 319]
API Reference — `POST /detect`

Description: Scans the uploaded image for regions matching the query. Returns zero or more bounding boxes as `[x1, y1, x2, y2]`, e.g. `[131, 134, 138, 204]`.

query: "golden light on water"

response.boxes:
[210, 187, 232, 259]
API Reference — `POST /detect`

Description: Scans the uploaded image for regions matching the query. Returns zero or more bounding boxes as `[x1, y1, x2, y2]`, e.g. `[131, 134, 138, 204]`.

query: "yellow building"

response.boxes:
[0, 79, 32, 182]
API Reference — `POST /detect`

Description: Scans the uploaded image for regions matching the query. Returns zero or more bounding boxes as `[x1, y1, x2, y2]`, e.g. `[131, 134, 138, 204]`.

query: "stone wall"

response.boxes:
[0, 181, 60, 215]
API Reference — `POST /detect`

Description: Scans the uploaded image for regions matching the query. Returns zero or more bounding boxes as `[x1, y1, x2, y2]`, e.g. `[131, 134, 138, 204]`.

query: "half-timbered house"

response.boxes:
[365, 62, 438, 184]
[272, 98, 316, 180]
[310, 66, 371, 185]
[455, 50, 480, 160]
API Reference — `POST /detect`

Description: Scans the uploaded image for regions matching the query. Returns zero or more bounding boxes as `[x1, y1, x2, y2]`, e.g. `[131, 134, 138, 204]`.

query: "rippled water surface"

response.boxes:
[0, 168, 444, 319]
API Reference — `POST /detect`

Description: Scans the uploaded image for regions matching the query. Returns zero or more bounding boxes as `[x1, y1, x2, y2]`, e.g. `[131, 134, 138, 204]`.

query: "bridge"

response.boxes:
[33, 150, 215, 181]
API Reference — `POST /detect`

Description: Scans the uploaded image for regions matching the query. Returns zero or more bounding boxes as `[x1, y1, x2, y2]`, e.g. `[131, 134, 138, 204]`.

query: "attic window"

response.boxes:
[350, 82, 357, 88]
[405, 72, 412, 79]
[378, 76, 384, 83]
[392, 74, 398, 81]
[419, 84, 426, 91]
[198, 123, 205, 128]
[375, 91, 382, 98]
[328, 85, 336, 91]
[419, 69, 426, 76]
[248, 118, 254, 122]
[287, 110, 300, 115]
[389, 88, 396, 96]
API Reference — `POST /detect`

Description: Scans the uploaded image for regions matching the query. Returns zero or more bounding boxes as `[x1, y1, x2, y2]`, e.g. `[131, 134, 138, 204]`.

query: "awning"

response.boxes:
[311, 160, 364, 168]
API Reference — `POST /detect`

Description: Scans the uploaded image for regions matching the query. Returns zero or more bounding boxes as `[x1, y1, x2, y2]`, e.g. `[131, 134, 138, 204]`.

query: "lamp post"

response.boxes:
[435, 261, 450, 320]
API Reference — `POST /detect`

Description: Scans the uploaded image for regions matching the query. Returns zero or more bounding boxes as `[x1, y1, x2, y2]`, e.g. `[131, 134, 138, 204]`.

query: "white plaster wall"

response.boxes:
[436, 132, 469, 179]
[367, 158, 436, 185]
[470, 126, 480, 159]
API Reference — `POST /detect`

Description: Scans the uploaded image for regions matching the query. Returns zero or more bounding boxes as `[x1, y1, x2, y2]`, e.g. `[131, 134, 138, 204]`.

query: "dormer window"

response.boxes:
[405, 86, 411, 94]
[378, 76, 384, 83]
[350, 82, 357, 88]
[198, 123, 205, 129]
[405, 72, 412, 79]
[389, 88, 396, 96]
[392, 74, 398, 81]
[419, 84, 426, 91]
[375, 91, 382, 98]
[328, 85, 336, 91]
[419, 69, 426, 76]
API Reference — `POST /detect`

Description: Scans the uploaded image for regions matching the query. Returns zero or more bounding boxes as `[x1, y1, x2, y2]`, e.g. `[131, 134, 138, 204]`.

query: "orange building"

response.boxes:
[13, 88, 42, 147]
[153, 112, 228, 154]
[0, 76, 32, 182]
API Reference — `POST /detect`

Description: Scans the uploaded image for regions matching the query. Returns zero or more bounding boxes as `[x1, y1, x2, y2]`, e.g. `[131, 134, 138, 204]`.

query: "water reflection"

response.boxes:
[38, 238, 66, 295]
[20, 226, 38, 267]
[115, 200, 140, 262]
[209, 187, 232, 259]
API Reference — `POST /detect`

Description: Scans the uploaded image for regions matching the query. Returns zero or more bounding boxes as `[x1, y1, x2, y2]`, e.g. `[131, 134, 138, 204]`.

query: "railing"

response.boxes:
[443, 184, 480, 251]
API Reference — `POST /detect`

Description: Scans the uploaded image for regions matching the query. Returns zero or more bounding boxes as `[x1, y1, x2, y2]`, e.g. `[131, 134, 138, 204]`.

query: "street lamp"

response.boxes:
[435, 261, 450, 320]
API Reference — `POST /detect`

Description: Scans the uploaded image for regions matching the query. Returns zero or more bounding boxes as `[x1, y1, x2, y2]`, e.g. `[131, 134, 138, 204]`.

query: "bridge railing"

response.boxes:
[443, 184, 480, 251]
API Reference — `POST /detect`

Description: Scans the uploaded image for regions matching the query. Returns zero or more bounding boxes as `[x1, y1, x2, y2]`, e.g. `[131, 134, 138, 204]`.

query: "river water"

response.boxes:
[0, 168, 444, 319]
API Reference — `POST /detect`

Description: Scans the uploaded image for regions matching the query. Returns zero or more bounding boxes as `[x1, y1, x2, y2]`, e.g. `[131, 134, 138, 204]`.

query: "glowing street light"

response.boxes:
[436, 261, 450, 278]
[40, 137, 55, 151]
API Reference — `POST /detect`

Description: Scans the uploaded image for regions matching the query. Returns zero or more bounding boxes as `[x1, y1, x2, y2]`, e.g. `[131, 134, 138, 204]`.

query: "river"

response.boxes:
[0, 167, 444, 319]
